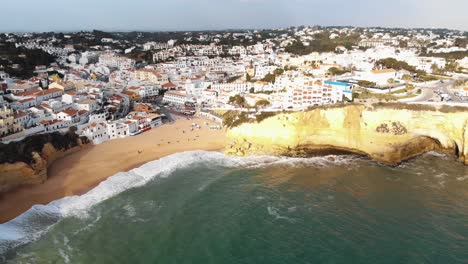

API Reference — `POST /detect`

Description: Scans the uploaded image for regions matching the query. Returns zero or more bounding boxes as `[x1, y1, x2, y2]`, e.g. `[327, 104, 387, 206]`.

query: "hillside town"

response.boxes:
[0, 26, 467, 143]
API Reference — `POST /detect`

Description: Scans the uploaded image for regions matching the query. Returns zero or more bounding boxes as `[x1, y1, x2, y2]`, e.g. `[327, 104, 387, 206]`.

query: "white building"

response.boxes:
[89, 113, 107, 123]
[146, 113, 163, 128]
[128, 85, 160, 98]
[0, 71, 9, 79]
[211, 82, 252, 93]
[357, 69, 397, 86]
[76, 99, 99, 113]
[135, 69, 169, 84]
[254, 65, 277, 79]
[163, 90, 188, 106]
[106, 120, 137, 139]
[202, 89, 218, 104]
[282, 79, 352, 109]
[99, 53, 135, 70]
[82, 122, 109, 144]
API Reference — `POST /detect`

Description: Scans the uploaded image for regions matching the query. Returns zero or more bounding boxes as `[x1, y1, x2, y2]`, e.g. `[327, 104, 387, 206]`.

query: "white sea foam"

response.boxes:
[267, 206, 296, 223]
[425, 151, 447, 158]
[0, 150, 357, 256]
[456, 176, 468, 181]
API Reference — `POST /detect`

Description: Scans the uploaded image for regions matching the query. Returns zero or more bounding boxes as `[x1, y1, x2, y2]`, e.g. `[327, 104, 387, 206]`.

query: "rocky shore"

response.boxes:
[0, 131, 90, 193]
[226, 104, 468, 165]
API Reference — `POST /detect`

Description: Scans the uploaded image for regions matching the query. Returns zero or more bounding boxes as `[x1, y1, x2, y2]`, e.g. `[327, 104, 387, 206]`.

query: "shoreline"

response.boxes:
[0, 117, 226, 224]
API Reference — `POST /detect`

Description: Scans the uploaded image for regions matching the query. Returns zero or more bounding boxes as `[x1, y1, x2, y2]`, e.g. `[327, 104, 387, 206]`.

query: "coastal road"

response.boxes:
[160, 106, 175, 122]
[410, 77, 467, 103]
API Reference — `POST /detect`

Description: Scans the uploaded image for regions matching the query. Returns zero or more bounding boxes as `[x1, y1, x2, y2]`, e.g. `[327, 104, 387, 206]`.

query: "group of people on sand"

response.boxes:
[137, 122, 205, 154]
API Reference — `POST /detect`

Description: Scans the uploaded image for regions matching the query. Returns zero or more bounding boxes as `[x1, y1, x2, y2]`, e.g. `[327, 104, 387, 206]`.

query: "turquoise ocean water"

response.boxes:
[0, 151, 467, 263]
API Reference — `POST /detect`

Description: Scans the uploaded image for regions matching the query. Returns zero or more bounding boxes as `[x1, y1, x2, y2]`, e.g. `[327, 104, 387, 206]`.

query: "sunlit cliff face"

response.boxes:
[226, 105, 468, 165]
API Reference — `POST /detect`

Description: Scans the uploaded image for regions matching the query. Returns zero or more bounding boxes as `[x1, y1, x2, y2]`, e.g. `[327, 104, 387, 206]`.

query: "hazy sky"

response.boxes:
[1, 0, 467, 32]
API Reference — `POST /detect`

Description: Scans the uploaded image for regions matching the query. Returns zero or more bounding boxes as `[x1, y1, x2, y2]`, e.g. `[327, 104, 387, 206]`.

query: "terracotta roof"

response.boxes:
[165, 91, 186, 97]
[147, 113, 162, 119]
[14, 112, 28, 119]
[62, 109, 79, 116]
[371, 69, 396, 74]
[79, 99, 96, 104]
[162, 82, 176, 88]
[41, 119, 62, 125]
[17, 88, 63, 97]
[16, 88, 41, 97]
[41, 103, 52, 109]
[137, 68, 163, 77]
[122, 90, 137, 96]
[18, 98, 35, 103]
[40, 88, 63, 95]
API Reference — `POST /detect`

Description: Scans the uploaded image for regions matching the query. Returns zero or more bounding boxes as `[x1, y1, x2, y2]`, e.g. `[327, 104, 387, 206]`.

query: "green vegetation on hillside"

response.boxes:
[424, 51, 468, 60]
[357, 80, 377, 87]
[228, 95, 248, 108]
[328, 67, 350, 76]
[372, 102, 468, 113]
[375, 58, 416, 72]
[285, 32, 361, 55]
[222, 110, 280, 128]
[0, 43, 56, 78]
[0, 129, 89, 165]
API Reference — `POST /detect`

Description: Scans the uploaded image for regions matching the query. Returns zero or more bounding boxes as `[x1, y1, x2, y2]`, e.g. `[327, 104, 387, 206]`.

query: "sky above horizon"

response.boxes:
[1, 0, 467, 32]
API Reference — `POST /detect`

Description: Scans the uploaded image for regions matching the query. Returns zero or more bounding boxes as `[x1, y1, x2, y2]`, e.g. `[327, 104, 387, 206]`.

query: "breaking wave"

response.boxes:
[0, 151, 358, 257]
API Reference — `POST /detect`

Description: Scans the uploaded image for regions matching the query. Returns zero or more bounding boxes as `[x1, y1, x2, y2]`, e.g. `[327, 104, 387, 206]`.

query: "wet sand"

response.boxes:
[0, 117, 226, 223]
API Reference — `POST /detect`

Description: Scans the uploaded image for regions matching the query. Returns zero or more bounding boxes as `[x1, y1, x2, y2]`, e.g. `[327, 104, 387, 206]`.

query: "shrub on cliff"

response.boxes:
[357, 80, 377, 88]
[223, 110, 280, 128]
[371, 102, 437, 111]
[438, 105, 468, 113]
[255, 112, 277, 123]
[307, 103, 360, 112]
[0, 129, 89, 165]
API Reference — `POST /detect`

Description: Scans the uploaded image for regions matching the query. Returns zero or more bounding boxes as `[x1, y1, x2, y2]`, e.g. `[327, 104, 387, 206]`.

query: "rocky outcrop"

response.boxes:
[0, 132, 90, 193]
[226, 105, 468, 165]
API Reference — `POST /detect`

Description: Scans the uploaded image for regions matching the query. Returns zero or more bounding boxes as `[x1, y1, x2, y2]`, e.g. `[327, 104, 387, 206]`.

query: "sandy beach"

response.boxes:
[0, 117, 226, 223]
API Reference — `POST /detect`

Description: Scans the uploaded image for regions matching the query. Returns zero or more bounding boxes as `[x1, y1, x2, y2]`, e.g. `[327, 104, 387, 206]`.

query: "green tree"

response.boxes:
[227, 75, 241, 83]
[431, 63, 444, 75]
[399, 40, 408, 48]
[445, 61, 460, 72]
[255, 99, 271, 108]
[246, 73, 254, 83]
[375, 58, 416, 72]
[327, 67, 349, 76]
[402, 74, 413, 83]
[261, 73, 276, 83]
[228, 95, 247, 108]
[357, 80, 376, 87]
[274, 68, 284, 75]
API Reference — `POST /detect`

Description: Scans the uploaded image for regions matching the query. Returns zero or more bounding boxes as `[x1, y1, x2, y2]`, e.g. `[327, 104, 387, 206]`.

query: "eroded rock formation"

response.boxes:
[226, 105, 468, 165]
[0, 131, 90, 193]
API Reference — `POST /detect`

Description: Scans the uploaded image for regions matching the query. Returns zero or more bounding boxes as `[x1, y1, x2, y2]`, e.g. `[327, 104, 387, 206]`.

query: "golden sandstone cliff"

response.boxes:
[225, 104, 468, 165]
[0, 132, 90, 193]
